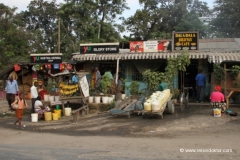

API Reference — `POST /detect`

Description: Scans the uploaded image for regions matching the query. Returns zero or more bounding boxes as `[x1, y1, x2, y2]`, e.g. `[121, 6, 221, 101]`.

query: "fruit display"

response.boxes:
[59, 82, 79, 96]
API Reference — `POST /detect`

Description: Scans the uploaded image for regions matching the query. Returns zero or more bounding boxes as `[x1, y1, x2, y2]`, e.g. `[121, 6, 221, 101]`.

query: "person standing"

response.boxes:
[91, 67, 101, 93]
[11, 93, 28, 129]
[5, 75, 19, 111]
[195, 69, 206, 103]
[30, 82, 38, 113]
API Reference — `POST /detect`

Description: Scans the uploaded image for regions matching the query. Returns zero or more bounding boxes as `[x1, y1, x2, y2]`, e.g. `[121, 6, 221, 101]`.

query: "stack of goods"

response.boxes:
[19, 85, 31, 99]
[144, 89, 171, 111]
[59, 82, 79, 96]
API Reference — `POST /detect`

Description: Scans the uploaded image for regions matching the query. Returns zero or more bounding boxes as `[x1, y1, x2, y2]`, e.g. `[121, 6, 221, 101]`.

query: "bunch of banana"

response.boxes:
[59, 83, 79, 96]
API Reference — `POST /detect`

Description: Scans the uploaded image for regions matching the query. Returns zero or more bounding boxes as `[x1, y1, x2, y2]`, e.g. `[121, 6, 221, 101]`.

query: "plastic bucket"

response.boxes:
[64, 108, 72, 116]
[94, 97, 101, 103]
[44, 94, 49, 101]
[49, 96, 54, 102]
[31, 113, 38, 122]
[52, 113, 58, 120]
[54, 109, 61, 118]
[213, 108, 221, 117]
[44, 112, 52, 121]
[89, 96, 94, 103]
[55, 96, 60, 101]
[102, 97, 109, 104]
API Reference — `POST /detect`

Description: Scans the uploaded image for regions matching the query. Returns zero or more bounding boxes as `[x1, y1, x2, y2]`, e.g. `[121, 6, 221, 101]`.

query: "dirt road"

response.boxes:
[0, 105, 240, 159]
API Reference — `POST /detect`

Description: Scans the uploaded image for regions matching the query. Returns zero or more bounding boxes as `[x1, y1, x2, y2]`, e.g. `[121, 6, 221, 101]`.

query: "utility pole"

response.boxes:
[58, 17, 60, 53]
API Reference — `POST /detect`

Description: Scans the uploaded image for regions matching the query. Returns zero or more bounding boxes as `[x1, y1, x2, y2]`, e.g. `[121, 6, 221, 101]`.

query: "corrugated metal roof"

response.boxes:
[72, 52, 209, 61]
[73, 52, 240, 64]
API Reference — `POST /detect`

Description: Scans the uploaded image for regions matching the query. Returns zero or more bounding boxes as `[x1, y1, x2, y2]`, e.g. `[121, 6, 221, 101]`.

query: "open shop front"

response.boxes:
[30, 53, 90, 121]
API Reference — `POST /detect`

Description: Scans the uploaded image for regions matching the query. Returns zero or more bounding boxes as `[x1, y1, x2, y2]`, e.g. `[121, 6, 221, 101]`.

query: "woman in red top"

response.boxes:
[11, 93, 28, 129]
[210, 86, 226, 113]
[210, 86, 225, 102]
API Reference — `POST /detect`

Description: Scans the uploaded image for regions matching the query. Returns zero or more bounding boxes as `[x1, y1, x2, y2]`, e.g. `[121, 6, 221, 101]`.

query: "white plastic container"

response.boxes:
[88, 96, 94, 103]
[44, 95, 49, 101]
[49, 96, 54, 102]
[31, 113, 38, 122]
[102, 96, 109, 104]
[94, 96, 101, 103]
[54, 96, 60, 101]
[65, 108, 72, 116]
[121, 94, 126, 100]
[213, 108, 221, 117]
[108, 97, 113, 103]
[144, 102, 151, 111]
[152, 101, 160, 111]
[111, 95, 115, 100]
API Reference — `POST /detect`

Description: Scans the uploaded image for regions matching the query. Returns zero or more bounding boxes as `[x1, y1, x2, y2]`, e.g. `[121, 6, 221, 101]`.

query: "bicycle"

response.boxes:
[179, 87, 192, 112]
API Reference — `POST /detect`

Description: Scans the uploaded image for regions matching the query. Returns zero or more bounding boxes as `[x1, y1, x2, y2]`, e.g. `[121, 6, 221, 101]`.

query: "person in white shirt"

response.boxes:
[30, 82, 38, 113]
[34, 96, 50, 120]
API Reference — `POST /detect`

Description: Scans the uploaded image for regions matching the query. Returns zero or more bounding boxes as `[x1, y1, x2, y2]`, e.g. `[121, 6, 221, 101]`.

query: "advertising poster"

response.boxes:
[143, 41, 158, 52]
[172, 32, 199, 51]
[158, 40, 170, 52]
[130, 41, 144, 53]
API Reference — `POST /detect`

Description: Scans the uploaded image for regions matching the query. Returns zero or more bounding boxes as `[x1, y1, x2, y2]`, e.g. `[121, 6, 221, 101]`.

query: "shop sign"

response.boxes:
[172, 32, 199, 51]
[130, 40, 171, 53]
[80, 43, 119, 54]
[30, 53, 62, 63]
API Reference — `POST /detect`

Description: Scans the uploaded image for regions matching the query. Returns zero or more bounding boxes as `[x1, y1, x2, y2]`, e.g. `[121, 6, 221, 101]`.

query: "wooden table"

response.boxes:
[60, 96, 89, 122]
[226, 88, 240, 109]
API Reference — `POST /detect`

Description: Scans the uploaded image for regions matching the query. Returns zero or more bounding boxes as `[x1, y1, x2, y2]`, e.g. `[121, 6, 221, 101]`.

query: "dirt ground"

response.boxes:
[0, 103, 240, 159]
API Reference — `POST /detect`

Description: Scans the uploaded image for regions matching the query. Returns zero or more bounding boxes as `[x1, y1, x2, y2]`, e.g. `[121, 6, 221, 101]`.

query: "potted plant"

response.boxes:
[101, 74, 112, 104]
[127, 81, 140, 98]
[172, 88, 180, 104]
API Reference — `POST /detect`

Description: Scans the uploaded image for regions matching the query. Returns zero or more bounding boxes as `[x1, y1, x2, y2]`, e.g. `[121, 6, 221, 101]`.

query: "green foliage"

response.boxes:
[211, 0, 240, 37]
[101, 74, 112, 95]
[127, 81, 140, 96]
[142, 69, 166, 94]
[213, 64, 224, 85]
[0, 4, 30, 69]
[124, 0, 211, 39]
[229, 65, 240, 80]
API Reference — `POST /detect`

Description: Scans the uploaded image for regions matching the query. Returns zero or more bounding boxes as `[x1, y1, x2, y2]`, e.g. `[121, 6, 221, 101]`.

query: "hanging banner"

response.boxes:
[172, 32, 199, 51]
[79, 76, 89, 97]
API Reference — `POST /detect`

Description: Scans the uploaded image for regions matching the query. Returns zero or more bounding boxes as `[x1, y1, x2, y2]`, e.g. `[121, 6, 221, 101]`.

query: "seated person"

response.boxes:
[34, 96, 50, 120]
[210, 86, 226, 112]
[210, 86, 225, 102]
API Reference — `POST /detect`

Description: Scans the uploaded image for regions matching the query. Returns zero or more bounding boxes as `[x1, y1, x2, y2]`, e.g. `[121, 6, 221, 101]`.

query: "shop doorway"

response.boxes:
[179, 60, 198, 98]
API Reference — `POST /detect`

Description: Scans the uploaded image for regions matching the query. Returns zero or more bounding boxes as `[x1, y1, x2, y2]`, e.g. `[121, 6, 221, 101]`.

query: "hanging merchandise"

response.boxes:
[14, 64, 21, 71]
[53, 64, 60, 69]
[40, 65, 43, 70]
[60, 63, 65, 70]
[66, 64, 72, 70]
[32, 65, 36, 72]
[34, 64, 40, 71]
[45, 64, 51, 69]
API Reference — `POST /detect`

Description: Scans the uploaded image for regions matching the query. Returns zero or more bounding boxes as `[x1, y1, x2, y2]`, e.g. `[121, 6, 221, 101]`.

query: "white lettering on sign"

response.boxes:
[93, 48, 105, 51]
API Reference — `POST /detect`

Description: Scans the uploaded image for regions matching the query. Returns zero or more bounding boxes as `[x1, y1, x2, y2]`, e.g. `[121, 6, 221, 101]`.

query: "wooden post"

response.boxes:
[22, 66, 24, 98]
[115, 58, 119, 84]
[224, 63, 227, 96]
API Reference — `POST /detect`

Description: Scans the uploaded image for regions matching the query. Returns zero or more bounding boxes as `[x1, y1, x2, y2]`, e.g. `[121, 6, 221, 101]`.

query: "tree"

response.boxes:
[21, 0, 59, 53]
[210, 0, 240, 37]
[0, 4, 30, 69]
[124, 0, 211, 40]
[174, 10, 208, 38]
